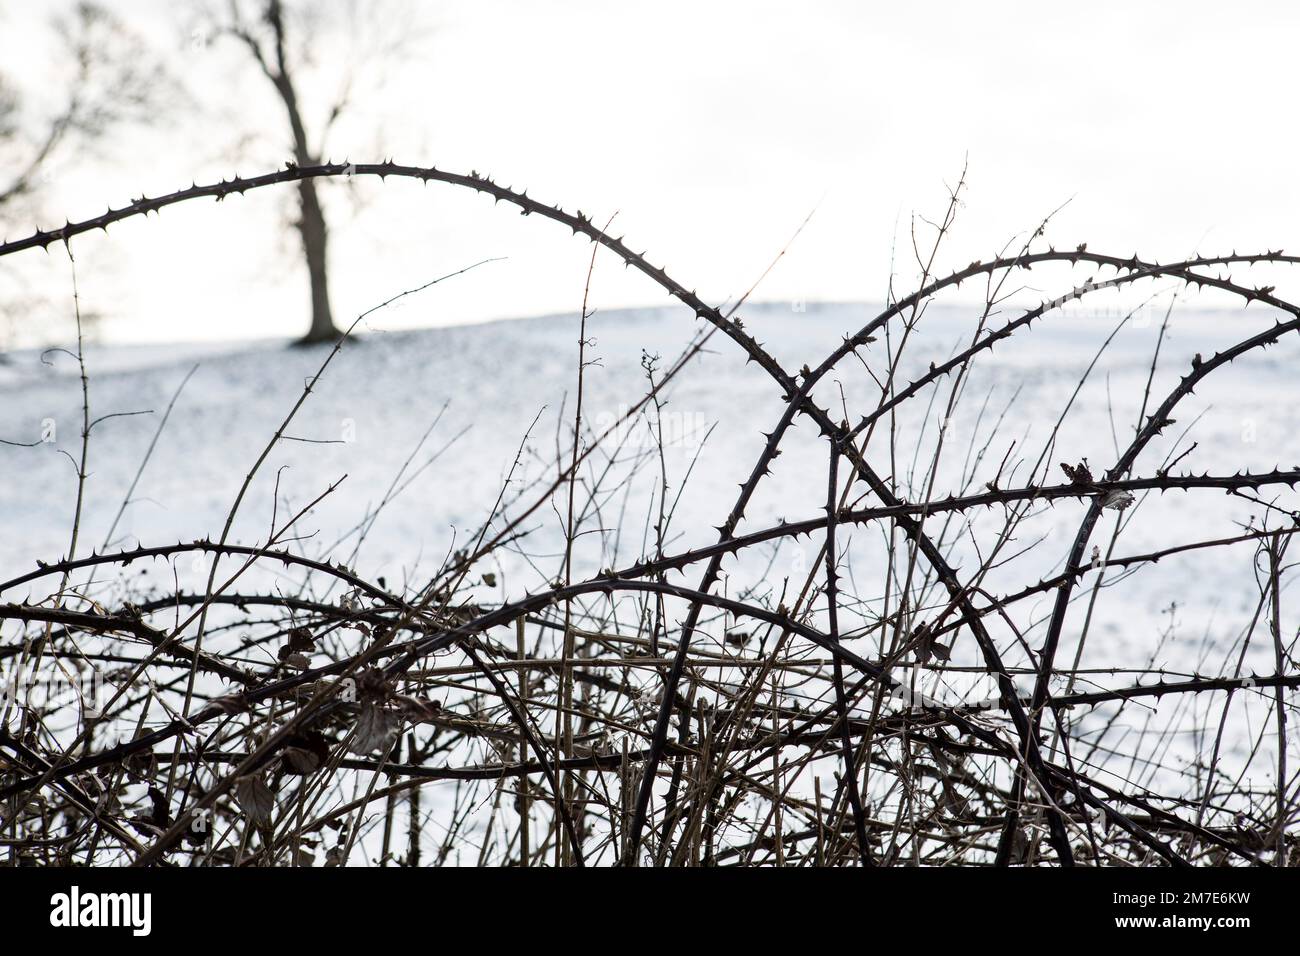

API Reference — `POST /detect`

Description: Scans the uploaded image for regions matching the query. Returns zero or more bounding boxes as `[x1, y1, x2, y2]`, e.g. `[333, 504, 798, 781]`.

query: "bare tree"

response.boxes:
[212, 0, 425, 344]
[0, 2, 167, 346]
[0, 3, 166, 217]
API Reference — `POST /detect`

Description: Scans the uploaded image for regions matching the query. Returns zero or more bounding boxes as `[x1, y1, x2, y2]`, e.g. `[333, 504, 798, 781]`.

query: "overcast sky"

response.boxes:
[3, 1, 1298, 343]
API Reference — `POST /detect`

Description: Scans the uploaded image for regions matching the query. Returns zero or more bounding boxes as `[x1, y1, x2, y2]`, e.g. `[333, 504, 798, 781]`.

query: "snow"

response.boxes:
[2, 297, 1297, 812]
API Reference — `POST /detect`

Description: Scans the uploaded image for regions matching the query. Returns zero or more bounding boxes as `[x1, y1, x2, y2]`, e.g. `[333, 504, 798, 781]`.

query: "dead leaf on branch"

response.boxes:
[279, 729, 331, 776]
[912, 623, 951, 664]
[281, 746, 320, 775]
[1102, 489, 1135, 511]
[1060, 459, 1094, 486]
[277, 625, 315, 662]
[350, 702, 399, 755]
[234, 774, 275, 826]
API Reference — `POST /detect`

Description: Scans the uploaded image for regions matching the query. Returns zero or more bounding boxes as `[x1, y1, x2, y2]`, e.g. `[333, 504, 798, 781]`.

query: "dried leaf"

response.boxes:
[279, 626, 315, 661]
[1102, 489, 1135, 511]
[913, 623, 940, 664]
[281, 745, 321, 775]
[1011, 827, 1030, 864]
[234, 774, 275, 825]
[279, 729, 330, 777]
[724, 630, 750, 648]
[146, 786, 170, 827]
[393, 693, 443, 722]
[350, 703, 398, 755]
[1060, 459, 1094, 485]
[356, 668, 393, 703]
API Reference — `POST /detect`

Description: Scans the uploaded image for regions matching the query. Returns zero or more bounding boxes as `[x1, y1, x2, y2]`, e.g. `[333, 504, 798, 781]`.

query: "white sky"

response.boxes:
[2, 0, 1298, 343]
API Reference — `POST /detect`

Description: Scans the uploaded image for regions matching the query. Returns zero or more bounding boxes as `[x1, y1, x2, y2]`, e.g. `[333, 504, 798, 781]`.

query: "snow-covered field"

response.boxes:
[3, 297, 1298, 802]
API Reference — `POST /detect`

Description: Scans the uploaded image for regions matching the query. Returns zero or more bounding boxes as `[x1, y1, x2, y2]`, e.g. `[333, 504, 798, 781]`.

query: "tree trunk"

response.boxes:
[258, 0, 341, 345]
[296, 176, 338, 344]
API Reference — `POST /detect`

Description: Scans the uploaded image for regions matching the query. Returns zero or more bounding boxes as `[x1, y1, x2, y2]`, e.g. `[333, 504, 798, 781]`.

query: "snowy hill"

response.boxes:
[2, 299, 1298, 693]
